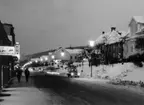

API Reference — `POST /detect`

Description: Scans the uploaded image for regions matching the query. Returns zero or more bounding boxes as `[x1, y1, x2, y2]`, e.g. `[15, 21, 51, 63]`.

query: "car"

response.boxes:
[67, 68, 80, 78]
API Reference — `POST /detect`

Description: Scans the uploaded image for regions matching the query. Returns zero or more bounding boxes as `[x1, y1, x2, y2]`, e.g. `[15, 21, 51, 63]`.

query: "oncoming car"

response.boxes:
[67, 67, 80, 78]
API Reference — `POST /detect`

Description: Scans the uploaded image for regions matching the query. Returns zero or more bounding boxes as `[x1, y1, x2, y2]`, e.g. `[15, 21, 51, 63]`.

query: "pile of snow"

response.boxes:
[123, 65, 144, 82]
[57, 60, 144, 82]
[76, 62, 144, 82]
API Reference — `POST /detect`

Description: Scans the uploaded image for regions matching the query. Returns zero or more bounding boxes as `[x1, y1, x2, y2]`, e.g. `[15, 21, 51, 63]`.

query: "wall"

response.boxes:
[129, 19, 138, 36]
[123, 39, 137, 59]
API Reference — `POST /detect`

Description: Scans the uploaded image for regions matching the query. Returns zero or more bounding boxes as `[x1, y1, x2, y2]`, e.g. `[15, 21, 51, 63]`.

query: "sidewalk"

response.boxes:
[0, 76, 51, 105]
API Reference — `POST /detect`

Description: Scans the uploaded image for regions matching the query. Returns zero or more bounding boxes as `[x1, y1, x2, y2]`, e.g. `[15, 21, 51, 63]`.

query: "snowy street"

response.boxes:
[32, 72, 144, 105]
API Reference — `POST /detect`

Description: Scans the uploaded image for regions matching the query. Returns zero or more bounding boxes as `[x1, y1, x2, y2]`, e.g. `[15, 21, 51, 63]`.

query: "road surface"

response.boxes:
[32, 72, 144, 105]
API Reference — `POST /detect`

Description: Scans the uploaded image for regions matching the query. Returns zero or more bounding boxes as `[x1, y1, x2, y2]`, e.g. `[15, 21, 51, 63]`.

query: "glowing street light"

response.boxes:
[51, 55, 55, 59]
[40, 58, 43, 62]
[35, 60, 38, 63]
[45, 57, 48, 61]
[61, 52, 65, 57]
[89, 40, 95, 47]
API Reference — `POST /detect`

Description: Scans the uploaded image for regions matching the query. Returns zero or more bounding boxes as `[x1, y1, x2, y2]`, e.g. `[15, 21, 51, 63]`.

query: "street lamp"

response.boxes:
[89, 40, 95, 47]
[35, 60, 38, 63]
[45, 57, 48, 61]
[51, 55, 55, 59]
[88, 40, 95, 77]
[40, 58, 43, 62]
[61, 52, 65, 57]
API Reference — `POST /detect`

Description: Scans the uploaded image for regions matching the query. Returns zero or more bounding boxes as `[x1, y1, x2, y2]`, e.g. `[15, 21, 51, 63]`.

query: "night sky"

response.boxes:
[0, 0, 143, 54]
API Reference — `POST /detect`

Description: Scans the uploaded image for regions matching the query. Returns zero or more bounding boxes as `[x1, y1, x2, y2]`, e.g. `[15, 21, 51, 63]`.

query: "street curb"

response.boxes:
[3, 77, 16, 88]
[0, 77, 16, 93]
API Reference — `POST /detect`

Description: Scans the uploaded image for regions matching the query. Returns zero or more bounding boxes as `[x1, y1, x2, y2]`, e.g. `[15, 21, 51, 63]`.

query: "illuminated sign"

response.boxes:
[0, 46, 15, 56]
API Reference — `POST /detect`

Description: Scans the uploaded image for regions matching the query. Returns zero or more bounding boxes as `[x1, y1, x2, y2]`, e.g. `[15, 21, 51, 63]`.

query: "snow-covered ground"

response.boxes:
[73, 61, 144, 82]
[53, 61, 144, 82]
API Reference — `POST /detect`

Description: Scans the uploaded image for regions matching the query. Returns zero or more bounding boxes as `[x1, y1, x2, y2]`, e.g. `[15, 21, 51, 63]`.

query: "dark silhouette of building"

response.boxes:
[0, 21, 16, 90]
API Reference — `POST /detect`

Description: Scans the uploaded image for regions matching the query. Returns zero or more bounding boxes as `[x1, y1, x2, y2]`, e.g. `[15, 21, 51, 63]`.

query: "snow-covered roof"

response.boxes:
[95, 34, 108, 45]
[54, 47, 66, 53]
[106, 31, 121, 44]
[118, 31, 128, 38]
[133, 16, 144, 23]
[65, 49, 83, 54]
[95, 30, 128, 45]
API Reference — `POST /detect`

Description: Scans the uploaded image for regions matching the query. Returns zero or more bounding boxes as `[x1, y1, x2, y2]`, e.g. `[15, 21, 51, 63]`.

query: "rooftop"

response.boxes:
[133, 16, 144, 23]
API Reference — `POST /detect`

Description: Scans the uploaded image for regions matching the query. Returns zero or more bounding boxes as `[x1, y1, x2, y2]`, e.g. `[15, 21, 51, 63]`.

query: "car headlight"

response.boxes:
[77, 73, 80, 76]
[71, 73, 74, 76]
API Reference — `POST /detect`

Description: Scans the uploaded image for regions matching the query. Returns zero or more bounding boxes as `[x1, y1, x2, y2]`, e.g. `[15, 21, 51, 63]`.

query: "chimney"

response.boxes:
[102, 31, 105, 34]
[111, 27, 116, 32]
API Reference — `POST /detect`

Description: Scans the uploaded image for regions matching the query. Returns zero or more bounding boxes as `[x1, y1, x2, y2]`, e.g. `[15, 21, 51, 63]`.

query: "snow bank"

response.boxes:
[75, 62, 144, 82]
[57, 60, 144, 82]
[123, 67, 144, 82]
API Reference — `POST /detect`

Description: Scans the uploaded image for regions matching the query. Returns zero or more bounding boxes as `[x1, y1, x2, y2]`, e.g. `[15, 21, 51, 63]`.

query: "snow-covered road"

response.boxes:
[33, 73, 144, 105]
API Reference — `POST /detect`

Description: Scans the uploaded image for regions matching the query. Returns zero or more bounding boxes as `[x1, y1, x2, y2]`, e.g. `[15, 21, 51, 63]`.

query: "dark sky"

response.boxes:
[0, 0, 143, 54]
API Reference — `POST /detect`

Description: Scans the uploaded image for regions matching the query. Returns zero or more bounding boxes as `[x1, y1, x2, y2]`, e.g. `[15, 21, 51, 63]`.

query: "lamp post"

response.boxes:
[51, 55, 55, 66]
[60, 50, 65, 70]
[82, 58, 84, 71]
[88, 40, 95, 77]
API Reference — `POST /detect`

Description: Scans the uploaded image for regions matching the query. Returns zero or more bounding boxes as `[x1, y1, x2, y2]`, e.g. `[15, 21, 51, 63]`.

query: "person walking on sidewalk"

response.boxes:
[16, 67, 23, 83]
[25, 68, 30, 82]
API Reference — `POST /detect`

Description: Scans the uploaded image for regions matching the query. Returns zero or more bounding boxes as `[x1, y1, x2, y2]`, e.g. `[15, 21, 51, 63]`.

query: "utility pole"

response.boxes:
[90, 53, 93, 77]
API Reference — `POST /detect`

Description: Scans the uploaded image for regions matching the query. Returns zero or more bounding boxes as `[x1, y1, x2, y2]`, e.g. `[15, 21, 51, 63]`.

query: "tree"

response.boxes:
[135, 38, 144, 49]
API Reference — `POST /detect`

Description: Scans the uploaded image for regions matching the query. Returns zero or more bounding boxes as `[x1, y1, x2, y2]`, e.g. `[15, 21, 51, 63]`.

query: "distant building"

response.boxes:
[54, 47, 83, 62]
[54, 47, 71, 61]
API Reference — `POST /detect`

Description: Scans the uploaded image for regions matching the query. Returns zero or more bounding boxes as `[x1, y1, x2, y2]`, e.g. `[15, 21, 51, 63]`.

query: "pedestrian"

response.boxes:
[16, 67, 23, 83]
[24, 68, 30, 82]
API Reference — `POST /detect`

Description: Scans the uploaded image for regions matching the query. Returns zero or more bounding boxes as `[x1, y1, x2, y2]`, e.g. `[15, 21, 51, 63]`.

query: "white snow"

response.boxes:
[106, 31, 121, 44]
[133, 16, 144, 23]
[65, 49, 83, 54]
[75, 61, 144, 82]
[95, 34, 108, 45]
[95, 30, 127, 45]
[57, 59, 144, 83]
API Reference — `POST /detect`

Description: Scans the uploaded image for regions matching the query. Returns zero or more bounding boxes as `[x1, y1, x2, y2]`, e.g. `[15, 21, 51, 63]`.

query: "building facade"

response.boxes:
[123, 16, 144, 60]
[0, 21, 16, 90]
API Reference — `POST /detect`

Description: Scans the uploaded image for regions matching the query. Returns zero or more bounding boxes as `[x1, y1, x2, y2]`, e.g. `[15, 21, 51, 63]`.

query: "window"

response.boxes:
[131, 45, 134, 52]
